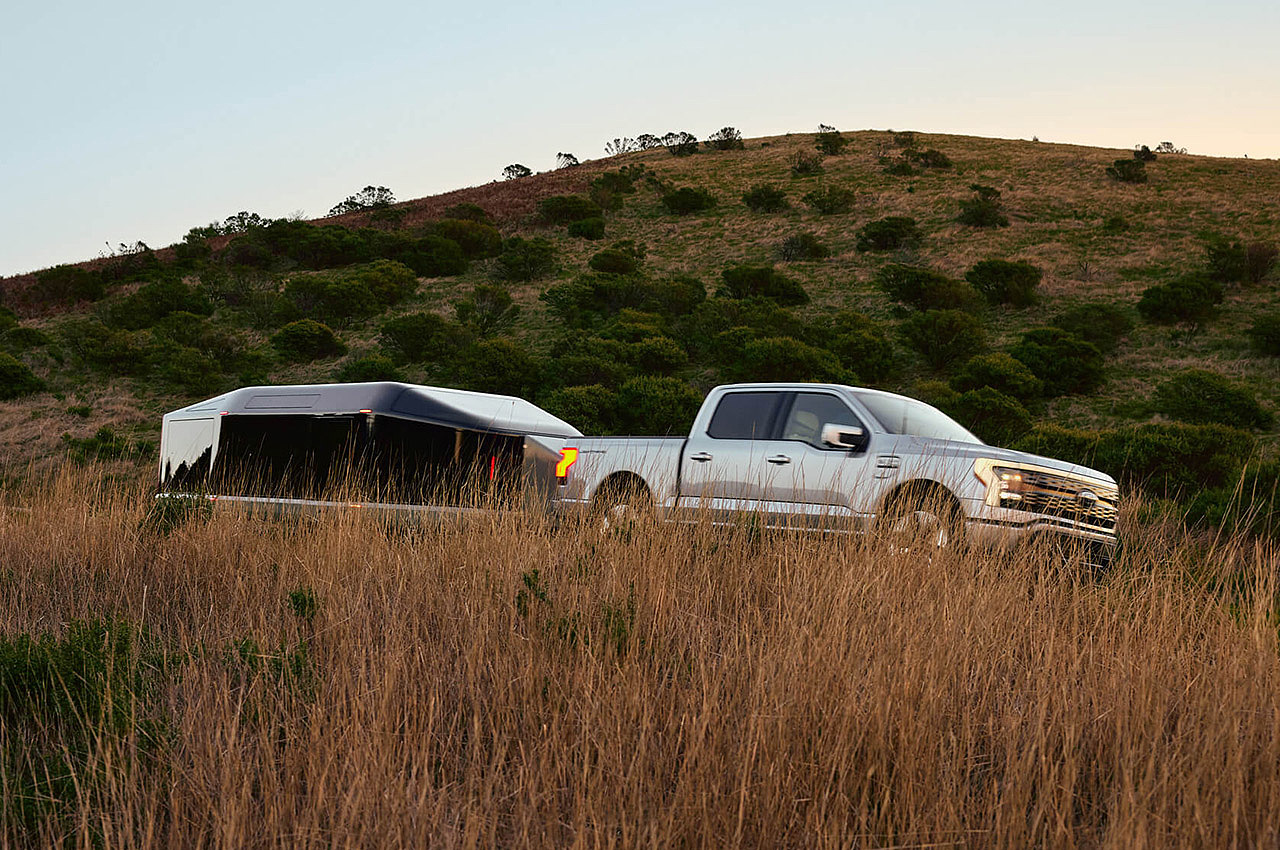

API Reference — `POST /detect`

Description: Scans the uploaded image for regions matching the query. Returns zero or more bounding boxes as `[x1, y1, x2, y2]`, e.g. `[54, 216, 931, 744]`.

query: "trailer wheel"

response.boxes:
[877, 485, 962, 557]
[592, 477, 654, 538]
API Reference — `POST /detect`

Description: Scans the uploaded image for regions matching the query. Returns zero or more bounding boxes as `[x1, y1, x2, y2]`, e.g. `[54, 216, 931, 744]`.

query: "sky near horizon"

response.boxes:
[2, 0, 1277, 277]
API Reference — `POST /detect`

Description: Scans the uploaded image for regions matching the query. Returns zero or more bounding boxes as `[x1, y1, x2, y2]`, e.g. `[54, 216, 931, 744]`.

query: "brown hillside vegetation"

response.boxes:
[2, 470, 1280, 847]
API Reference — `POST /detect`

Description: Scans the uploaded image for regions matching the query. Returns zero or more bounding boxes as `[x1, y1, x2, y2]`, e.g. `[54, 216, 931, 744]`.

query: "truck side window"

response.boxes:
[781, 393, 862, 448]
[707, 392, 782, 440]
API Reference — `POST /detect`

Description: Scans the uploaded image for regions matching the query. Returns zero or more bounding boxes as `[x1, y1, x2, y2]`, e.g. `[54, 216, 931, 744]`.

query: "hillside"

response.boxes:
[1, 128, 1278, 526]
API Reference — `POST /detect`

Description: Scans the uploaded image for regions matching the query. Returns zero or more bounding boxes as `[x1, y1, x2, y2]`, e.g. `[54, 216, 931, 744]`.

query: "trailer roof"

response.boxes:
[164, 382, 582, 438]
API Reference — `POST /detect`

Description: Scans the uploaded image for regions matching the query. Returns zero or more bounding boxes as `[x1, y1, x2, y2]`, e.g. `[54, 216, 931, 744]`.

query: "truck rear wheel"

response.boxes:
[592, 478, 654, 538]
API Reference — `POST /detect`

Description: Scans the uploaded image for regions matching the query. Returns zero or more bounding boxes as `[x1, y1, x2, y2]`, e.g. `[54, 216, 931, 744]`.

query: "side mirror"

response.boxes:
[821, 423, 869, 452]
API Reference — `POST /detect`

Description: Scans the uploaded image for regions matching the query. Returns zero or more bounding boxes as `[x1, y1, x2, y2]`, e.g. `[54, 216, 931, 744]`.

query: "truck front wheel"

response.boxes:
[878, 487, 963, 556]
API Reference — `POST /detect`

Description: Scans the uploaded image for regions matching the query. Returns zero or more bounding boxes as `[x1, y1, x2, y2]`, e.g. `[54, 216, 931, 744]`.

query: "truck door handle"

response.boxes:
[689, 452, 713, 462]
[766, 454, 792, 465]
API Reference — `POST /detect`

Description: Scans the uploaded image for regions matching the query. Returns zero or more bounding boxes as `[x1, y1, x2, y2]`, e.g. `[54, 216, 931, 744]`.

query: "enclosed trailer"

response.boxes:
[159, 382, 580, 515]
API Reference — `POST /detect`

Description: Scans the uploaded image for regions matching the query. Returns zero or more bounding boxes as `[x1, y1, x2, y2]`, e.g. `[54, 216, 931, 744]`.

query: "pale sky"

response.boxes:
[2, 0, 1277, 277]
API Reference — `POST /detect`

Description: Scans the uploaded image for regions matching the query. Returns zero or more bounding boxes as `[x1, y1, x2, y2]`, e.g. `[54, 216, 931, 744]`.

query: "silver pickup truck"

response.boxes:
[552, 382, 1119, 561]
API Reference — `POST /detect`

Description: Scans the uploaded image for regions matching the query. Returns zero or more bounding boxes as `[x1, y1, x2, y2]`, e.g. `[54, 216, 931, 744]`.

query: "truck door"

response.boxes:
[676, 390, 787, 519]
[757, 391, 878, 529]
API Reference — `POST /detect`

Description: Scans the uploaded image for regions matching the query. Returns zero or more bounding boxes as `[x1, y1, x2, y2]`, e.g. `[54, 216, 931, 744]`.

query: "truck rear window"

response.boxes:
[707, 392, 782, 440]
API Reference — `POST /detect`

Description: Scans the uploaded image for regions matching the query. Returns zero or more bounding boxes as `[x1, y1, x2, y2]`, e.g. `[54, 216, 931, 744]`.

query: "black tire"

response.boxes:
[878, 487, 963, 555]
[592, 478, 654, 537]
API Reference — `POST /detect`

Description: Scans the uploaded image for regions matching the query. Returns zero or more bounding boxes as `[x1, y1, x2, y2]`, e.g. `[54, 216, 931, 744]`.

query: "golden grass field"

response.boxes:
[3, 468, 1279, 848]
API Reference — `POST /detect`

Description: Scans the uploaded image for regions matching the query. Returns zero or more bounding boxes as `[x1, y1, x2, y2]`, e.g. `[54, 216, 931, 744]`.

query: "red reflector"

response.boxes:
[489, 456, 496, 481]
[220, 411, 229, 416]
[556, 447, 579, 478]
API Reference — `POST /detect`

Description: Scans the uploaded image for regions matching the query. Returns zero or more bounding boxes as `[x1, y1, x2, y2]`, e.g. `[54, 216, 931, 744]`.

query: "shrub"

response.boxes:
[352, 260, 419, 306]
[779, 232, 830, 261]
[431, 219, 502, 258]
[957, 185, 1009, 228]
[946, 387, 1033, 446]
[704, 127, 745, 151]
[626, 336, 688, 375]
[718, 265, 809, 306]
[30, 264, 105, 304]
[661, 187, 717, 215]
[1107, 158, 1147, 183]
[0, 352, 44, 399]
[900, 310, 987, 371]
[802, 186, 855, 215]
[730, 337, 851, 383]
[1102, 214, 1130, 234]
[742, 185, 788, 213]
[1206, 238, 1248, 283]
[2, 326, 52, 353]
[541, 384, 618, 436]
[589, 248, 640, 275]
[1134, 145, 1158, 162]
[1136, 275, 1223, 328]
[454, 284, 518, 335]
[616, 376, 701, 434]
[104, 278, 213, 330]
[1051, 302, 1134, 353]
[57, 318, 150, 374]
[1154, 369, 1273, 430]
[882, 158, 916, 177]
[0, 306, 15, 332]
[662, 131, 699, 156]
[1246, 242, 1279, 284]
[283, 274, 379, 327]
[950, 352, 1043, 400]
[592, 171, 636, 195]
[447, 338, 542, 397]
[910, 149, 953, 169]
[1008, 327, 1105, 396]
[502, 164, 532, 180]
[965, 259, 1042, 307]
[856, 217, 922, 252]
[814, 128, 848, 155]
[789, 152, 824, 176]
[494, 237, 557, 282]
[814, 311, 897, 383]
[539, 195, 601, 225]
[271, 320, 346, 362]
[379, 313, 470, 363]
[1184, 461, 1280, 538]
[337, 354, 402, 383]
[568, 217, 605, 240]
[442, 202, 492, 223]
[876, 264, 979, 312]
[327, 185, 394, 217]
[153, 344, 224, 396]
[1248, 312, 1280, 356]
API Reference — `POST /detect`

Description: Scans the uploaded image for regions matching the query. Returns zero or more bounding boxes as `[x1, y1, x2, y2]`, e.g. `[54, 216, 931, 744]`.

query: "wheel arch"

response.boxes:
[876, 478, 963, 522]
[591, 471, 653, 511]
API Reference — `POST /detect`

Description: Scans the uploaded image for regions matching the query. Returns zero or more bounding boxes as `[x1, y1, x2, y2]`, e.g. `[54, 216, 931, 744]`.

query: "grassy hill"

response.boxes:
[1, 128, 1277, 525]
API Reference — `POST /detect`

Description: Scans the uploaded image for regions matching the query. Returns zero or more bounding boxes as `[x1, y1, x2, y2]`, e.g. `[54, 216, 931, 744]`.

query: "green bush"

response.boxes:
[1, 326, 52, 353]
[789, 152, 824, 176]
[663, 131, 699, 157]
[592, 171, 636, 196]
[1245, 242, 1279, 284]
[1107, 158, 1147, 184]
[625, 336, 688, 375]
[30, 264, 105, 304]
[957, 185, 1009, 228]
[454, 284, 518, 335]
[1136, 275, 1223, 327]
[910, 148, 953, 169]
[1014, 422, 1254, 497]
[1153, 369, 1273, 430]
[153, 343, 225, 396]
[0, 352, 44, 399]
[379, 313, 470, 363]
[950, 352, 1042, 400]
[57, 318, 150, 375]
[802, 186, 855, 215]
[881, 158, 917, 177]
[742, 185, 788, 213]
[730, 337, 851, 383]
[539, 195, 602, 225]
[1248, 312, 1280, 356]
[718, 265, 809, 306]
[779, 232, 830, 261]
[271, 320, 347, 362]
[965, 259, 1042, 307]
[876, 264, 979, 312]
[855, 216, 922, 252]
[541, 384, 618, 435]
[442, 202, 492, 223]
[431, 219, 502, 258]
[813, 311, 897, 383]
[704, 127, 745, 151]
[616, 376, 703, 434]
[1134, 145, 1158, 162]
[661, 187, 717, 215]
[900, 310, 987, 371]
[1051, 302, 1134, 353]
[814, 128, 848, 155]
[946, 387, 1033, 446]
[447, 338, 542, 397]
[1184, 461, 1279, 539]
[568, 217, 605, 240]
[104, 278, 213, 330]
[283, 274, 378, 327]
[543, 273, 704, 327]
[494, 237, 557, 282]
[336, 354, 402, 382]
[589, 248, 641, 275]
[0, 306, 14, 332]
[1008, 327, 1105, 396]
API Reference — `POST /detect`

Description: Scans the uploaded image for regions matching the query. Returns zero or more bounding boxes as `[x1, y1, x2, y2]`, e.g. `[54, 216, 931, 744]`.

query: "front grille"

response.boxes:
[1008, 469, 1118, 531]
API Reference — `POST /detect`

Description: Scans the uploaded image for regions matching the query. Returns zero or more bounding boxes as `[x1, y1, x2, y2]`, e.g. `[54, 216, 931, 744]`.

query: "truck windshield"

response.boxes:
[853, 392, 982, 444]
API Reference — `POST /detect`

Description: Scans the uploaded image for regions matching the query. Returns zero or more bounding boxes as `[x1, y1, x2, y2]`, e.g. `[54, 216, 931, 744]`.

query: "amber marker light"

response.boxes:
[556, 447, 579, 480]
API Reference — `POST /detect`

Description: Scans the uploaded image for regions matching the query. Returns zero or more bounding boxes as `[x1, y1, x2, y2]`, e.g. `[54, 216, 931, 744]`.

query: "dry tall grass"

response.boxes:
[2, 468, 1279, 848]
